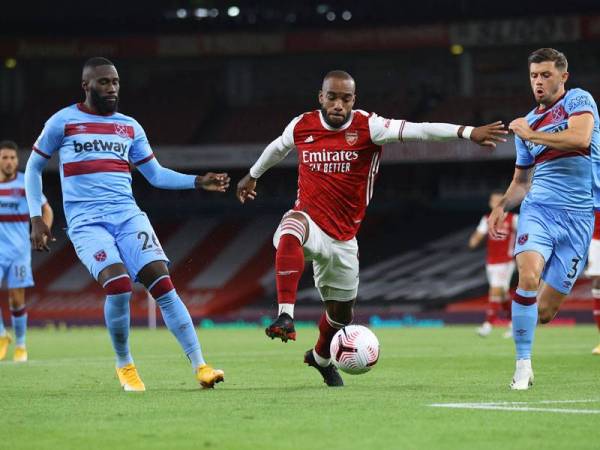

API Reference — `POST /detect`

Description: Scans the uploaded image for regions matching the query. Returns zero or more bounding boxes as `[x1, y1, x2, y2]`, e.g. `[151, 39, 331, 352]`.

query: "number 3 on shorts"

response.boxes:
[567, 258, 580, 279]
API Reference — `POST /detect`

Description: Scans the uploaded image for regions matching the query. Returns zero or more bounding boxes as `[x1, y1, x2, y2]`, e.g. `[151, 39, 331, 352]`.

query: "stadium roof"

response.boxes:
[3, 0, 599, 36]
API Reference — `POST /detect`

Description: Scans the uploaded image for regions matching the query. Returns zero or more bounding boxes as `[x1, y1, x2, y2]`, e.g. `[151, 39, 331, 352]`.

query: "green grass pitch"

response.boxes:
[1, 325, 599, 450]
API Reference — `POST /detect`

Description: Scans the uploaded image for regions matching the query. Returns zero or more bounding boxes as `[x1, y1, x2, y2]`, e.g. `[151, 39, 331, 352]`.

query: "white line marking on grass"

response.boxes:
[429, 399, 600, 415]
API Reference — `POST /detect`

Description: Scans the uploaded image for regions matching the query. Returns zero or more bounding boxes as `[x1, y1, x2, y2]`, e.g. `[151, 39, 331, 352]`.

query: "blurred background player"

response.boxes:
[0, 140, 53, 362]
[468, 189, 517, 338]
[490, 48, 600, 389]
[24, 57, 229, 390]
[237, 70, 507, 387]
[586, 191, 600, 355]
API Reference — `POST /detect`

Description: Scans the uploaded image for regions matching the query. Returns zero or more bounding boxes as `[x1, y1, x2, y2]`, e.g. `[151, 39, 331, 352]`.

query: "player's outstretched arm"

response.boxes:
[369, 114, 507, 147]
[488, 168, 531, 239]
[25, 151, 54, 251]
[236, 134, 295, 204]
[137, 157, 229, 192]
[509, 114, 593, 151]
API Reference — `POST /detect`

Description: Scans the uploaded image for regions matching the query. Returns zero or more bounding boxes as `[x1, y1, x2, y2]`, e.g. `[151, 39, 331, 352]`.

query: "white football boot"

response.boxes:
[476, 321, 493, 337]
[510, 359, 534, 390]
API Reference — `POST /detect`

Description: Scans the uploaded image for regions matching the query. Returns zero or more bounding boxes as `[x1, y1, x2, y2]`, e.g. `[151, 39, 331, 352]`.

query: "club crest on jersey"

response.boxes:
[345, 130, 358, 146]
[517, 234, 528, 245]
[114, 123, 130, 139]
[551, 105, 566, 124]
[94, 250, 107, 262]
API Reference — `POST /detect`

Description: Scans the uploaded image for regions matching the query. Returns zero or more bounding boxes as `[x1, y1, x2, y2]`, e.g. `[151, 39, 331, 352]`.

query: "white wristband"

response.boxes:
[462, 126, 474, 140]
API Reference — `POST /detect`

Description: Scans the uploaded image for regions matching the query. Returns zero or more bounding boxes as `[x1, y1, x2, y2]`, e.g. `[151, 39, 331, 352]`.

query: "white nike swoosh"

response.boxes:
[277, 270, 299, 275]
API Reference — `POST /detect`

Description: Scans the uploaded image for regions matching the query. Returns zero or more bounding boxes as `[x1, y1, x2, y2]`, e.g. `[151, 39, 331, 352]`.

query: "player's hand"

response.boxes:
[196, 173, 230, 192]
[236, 173, 257, 204]
[470, 121, 508, 148]
[487, 206, 508, 240]
[30, 216, 54, 252]
[508, 117, 533, 141]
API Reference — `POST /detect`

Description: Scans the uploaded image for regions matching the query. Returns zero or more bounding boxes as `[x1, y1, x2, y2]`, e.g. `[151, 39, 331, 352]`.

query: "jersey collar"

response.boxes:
[318, 110, 354, 131]
[0, 174, 17, 183]
[534, 91, 567, 114]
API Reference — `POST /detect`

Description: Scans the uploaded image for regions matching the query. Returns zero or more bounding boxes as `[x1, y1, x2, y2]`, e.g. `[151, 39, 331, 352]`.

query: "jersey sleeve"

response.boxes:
[368, 113, 403, 145]
[514, 136, 534, 169]
[565, 89, 596, 118]
[249, 116, 299, 178]
[476, 216, 488, 234]
[129, 121, 155, 166]
[33, 113, 65, 158]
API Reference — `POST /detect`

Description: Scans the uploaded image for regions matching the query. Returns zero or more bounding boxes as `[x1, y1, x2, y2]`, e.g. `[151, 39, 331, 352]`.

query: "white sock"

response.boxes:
[312, 349, 331, 367]
[278, 303, 294, 318]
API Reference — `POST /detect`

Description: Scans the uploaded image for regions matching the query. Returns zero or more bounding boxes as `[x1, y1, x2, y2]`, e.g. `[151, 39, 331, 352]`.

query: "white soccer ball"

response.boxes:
[330, 325, 380, 374]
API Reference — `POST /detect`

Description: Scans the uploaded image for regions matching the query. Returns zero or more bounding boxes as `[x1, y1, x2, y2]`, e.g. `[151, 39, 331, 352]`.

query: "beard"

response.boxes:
[91, 88, 119, 114]
[0, 167, 15, 179]
[320, 107, 350, 129]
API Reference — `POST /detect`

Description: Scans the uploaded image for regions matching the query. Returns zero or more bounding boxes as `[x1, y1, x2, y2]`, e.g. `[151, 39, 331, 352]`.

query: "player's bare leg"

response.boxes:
[138, 261, 223, 388]
[8, 288, 27, 362]
[304, 298, 354, 387]
[98, 263, 145, 391]
[591, 278, 600, 354]
[510, 251, 544, 390]
[265, 212, 309, 342]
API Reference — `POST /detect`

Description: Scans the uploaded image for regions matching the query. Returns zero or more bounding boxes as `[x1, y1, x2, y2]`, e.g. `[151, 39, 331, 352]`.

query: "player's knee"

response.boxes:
[538, 305, 556, 324]
[147, 275, 175, 301]
[276, 213, 308, 247]
[103, 275, 132, 296]
[517, 270, 540, 290]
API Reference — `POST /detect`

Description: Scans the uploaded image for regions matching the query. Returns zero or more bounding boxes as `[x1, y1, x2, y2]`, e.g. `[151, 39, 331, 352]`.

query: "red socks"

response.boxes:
[275, 234, 304, 312]
[314, 312, 343, 360]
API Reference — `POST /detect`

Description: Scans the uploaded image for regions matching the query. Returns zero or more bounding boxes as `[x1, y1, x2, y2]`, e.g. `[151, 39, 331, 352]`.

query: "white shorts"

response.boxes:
[273, 210, 359, 302]
[586, 239, 600, 276]
[486, 262, 515, 291]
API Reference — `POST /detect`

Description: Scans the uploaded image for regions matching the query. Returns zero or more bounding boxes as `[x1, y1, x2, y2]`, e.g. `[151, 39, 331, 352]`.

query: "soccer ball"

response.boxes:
[330, 325, 380, 374]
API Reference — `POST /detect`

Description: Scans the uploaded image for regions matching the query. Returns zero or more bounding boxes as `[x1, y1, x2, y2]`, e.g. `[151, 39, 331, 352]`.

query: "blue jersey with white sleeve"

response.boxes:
[515, 88, 599, 211]
[32, 103, 155, 227]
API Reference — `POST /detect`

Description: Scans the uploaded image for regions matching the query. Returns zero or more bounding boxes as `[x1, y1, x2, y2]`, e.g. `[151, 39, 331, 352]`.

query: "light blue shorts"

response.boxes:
[0, 253, 34, 289]
[514, 202, 593, 294]
[68, 211, 169, 281]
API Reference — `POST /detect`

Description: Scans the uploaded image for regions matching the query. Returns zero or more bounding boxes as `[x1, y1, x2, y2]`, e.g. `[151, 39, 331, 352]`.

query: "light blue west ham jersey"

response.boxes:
[0, 172, 46, 261]
[33, 103, 154, 227]
[515, 88, 600, 211]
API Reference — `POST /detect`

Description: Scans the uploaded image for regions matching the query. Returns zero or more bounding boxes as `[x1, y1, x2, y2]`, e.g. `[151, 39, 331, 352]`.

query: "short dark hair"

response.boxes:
[323, 70, 354, 83]
[0, 140, 18, 152]
[528, 48, 568, 71]
[83, 56, 115, 71]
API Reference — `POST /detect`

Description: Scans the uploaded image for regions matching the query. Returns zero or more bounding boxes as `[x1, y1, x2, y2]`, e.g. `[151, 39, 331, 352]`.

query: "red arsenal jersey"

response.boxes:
[290, 110, 386, 241]
[476, 212, 518, 264]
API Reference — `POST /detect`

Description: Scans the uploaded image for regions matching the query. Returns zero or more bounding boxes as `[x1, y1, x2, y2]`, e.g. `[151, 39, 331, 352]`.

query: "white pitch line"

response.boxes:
[430, 399, 600, 415]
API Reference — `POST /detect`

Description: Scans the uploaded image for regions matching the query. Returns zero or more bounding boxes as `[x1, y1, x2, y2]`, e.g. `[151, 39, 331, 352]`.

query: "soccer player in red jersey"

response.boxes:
[469, 190, 518, 338]
[585, 212, 600, 354]
[236, 70, 507, 386]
